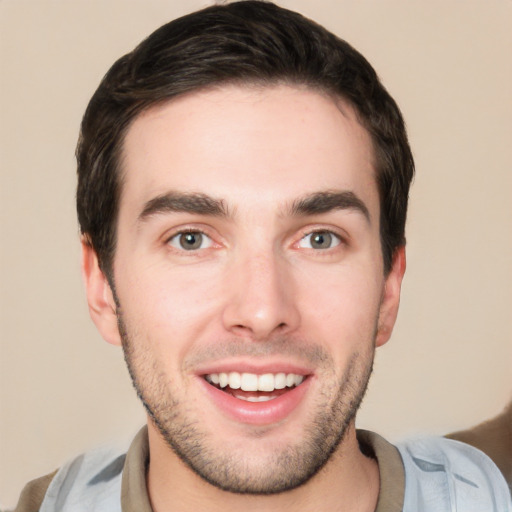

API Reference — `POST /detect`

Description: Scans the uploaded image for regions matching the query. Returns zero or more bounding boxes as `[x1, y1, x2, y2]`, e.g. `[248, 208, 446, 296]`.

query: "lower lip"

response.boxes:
[198, 377, 311, 426]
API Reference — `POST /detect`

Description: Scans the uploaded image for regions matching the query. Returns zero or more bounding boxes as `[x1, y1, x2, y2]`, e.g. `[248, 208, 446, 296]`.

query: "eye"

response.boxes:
[168, 231, 213, 251]
[298, 230, 341, 250]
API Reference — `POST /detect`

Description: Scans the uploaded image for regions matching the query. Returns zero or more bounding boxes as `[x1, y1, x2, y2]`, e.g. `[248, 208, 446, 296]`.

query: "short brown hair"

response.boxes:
[77, 0, 414, 279]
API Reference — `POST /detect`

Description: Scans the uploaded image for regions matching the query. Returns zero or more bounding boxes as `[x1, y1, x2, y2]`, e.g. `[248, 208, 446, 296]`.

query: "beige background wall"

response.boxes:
[1, 0, 511, 507]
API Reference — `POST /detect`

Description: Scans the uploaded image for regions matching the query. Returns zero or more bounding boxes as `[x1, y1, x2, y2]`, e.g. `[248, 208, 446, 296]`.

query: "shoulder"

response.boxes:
[447, 402, 512, 490]
[13, 446, 126, 512]
[396, 436, 512, 511]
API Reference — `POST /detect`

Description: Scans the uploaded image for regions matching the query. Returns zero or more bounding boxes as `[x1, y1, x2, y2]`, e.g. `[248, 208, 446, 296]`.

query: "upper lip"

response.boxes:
[194, 358, 313, 377]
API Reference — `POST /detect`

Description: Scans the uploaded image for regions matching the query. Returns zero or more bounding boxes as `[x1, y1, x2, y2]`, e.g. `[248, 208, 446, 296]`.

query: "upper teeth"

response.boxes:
[205, 372, 304, 392]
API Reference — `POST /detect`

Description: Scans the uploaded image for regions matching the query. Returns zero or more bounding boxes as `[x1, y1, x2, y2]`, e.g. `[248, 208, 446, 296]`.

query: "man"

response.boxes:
[14, 2, 511, 511]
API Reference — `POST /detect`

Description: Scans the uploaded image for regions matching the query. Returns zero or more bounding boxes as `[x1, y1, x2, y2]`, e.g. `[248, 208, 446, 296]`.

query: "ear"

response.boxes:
[375, 246, 406, 348]
[81, 239, 122, 346]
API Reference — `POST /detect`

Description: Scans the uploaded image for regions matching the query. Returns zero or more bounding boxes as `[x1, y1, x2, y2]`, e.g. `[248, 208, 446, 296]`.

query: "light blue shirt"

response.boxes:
[39, 435, 512, 511]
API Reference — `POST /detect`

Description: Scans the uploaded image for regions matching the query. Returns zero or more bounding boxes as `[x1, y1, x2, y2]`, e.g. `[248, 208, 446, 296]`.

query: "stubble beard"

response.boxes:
[117, 312, 375, 495]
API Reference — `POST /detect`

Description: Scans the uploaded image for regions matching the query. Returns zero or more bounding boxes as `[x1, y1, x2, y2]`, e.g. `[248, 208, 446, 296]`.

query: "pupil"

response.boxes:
[312, 232, 331, 249]
[180, 232, 202, 250]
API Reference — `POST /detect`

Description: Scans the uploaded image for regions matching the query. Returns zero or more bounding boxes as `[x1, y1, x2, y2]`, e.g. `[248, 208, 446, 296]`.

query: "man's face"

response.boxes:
[86, 85, 404, 494]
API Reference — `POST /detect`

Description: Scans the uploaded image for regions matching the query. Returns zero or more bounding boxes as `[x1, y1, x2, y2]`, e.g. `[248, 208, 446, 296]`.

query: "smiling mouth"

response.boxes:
[204, 372, 306, 402]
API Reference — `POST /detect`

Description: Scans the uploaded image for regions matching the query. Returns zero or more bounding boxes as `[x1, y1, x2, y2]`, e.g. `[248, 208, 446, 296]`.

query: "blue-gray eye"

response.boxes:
[169, 231, 213, 251]
[298, 231, 340, 250]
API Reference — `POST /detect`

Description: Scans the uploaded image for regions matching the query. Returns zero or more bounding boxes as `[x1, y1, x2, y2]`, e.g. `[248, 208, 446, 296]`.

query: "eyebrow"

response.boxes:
[138, 192, 229, 222]
[289, 191, 370, 221]
[137, 189, 370, 224]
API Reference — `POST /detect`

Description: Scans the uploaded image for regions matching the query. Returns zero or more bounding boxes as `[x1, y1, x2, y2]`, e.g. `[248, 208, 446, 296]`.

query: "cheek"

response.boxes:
[297, 263, 383, 344]
[115, 260, 225, 355]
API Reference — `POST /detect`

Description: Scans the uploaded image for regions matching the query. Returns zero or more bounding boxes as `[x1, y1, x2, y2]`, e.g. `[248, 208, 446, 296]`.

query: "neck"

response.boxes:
[146, 422, 380, 512]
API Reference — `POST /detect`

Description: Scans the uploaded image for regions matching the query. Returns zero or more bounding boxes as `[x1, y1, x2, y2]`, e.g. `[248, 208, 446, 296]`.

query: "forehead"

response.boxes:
[119, 84, 377, 220]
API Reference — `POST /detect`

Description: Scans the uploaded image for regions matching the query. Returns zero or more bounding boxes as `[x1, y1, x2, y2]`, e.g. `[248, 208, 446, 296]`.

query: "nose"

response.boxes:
[222, 249, 301, 340]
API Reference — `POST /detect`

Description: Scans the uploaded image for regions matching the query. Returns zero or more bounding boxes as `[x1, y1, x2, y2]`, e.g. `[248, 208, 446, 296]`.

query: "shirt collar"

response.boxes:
[120, 426, 405, 512]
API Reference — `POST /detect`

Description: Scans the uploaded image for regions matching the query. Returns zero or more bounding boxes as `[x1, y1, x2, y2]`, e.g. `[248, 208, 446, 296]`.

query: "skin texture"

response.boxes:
[82, 85, 405, 512]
